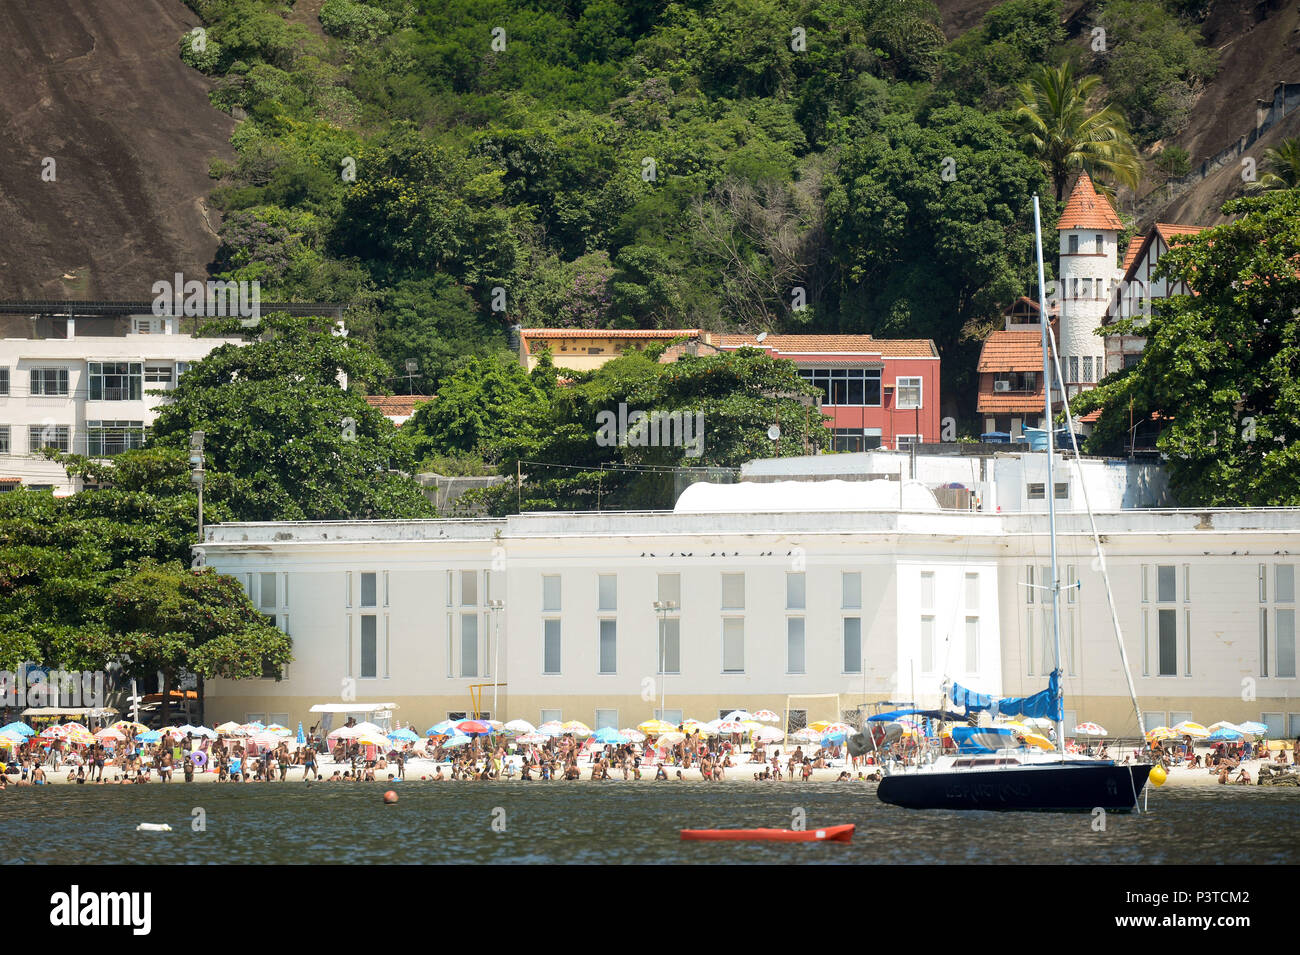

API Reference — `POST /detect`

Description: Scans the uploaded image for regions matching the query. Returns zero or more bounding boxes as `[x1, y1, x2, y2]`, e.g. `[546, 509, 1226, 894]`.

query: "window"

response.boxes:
[259, 573, 277, 611]
[1261, 712, 1284, 738]
[360, 615, 377, 679]
[1067, 234, 1078, 254]
[0, 368, 8, 395]
[831, 428, 882, 452]
[143, 363, 174, 385]
[543, 619, 561, 674]
[1054, 482, 1069, 500]
[965, 617, 979, 671]
[594, 709, 618, 731]
[721, 573, 745, 610]
[658, 617, 681, 674]
[29, 426, 69, 453]
[921, 616, 935, 672]
[657, 573, 680, 606]
[361, 572, 377, 608]
[85, 421, 146, 457]
[786, 572, 805, 610]
[1082, 356, 1093, 382]
[598, 619, 617, 674]
[1279, 610, 1296, 679]
[1142, 711, 1167, 733]
[843, 618, 862, 673]
[920, 571, 935, 607]
[1066, 565, 1076, 604]
[460, 570, 477, 606]
[540, 708, 562, 724]
[87, 362, 142, 401]
[787, 618, 805, 674]
[460, 614, 478, 677]
[897, 434, 920, 451]
[655, 708, 683, 725]
[1040, 607, 1055, 674]
[786, 709, 807, 733]
[896, 377, 922, 409]
[1260, 609, 1269, 678]
[1027, 483, 1046, 500]
[842, 572, 861, 610]
[0, 427, 8, 454]
[176, 361, 192, 378]
[1081, 279, 1092, 300]
[1277, 565, 1295, 603]
[797, 368, 882, 407]
[965, 573, 979, 609]
[1026, 565, 1035, 604]
[598, 574, 617, 612]
[30, 368, 69, 396]
[1095, 234, 1103, 253]
[1068, 356, 1079, 383]
[1158, 609, 1177, 676]
[1157, 565, 1176, 603]
[722, 618, 744, 673]
[542, 575, 561, 612]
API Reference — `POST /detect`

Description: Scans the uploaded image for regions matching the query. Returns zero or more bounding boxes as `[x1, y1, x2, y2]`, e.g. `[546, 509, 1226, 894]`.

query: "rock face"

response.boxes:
[1256, 765, 1300, 786]
[0, 0, 235, 297]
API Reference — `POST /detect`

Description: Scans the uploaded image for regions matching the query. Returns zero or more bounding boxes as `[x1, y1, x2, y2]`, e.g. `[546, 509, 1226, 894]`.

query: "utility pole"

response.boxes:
[189, 431, 205, 543]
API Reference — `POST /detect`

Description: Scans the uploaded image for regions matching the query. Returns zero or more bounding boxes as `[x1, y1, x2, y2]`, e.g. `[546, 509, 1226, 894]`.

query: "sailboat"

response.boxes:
[874, 195, 1154, 812]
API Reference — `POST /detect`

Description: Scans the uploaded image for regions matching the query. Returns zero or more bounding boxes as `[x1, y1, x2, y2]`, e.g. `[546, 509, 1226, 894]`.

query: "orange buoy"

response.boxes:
[681, 824, 853, 843]
[383, 790, 398, 804]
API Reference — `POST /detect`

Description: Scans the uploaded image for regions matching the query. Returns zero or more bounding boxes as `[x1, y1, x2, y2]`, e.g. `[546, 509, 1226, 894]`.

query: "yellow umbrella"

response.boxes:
[355, 734, 391, 748]
[809, 720, 836, 733]
[637, 719, 676, 734]
[561, 720, 592, 736]
[1021, 733, 1055, 751]
[1172, 721, 1209, 739]
[1146, 726, 1178, 741]
[112, 720, 148, 734]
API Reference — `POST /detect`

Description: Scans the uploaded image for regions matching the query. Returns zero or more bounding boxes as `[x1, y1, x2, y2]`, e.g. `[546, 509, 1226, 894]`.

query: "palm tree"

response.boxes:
[1010, 62, 1141, 202]
[1245, 138, 1300, 192]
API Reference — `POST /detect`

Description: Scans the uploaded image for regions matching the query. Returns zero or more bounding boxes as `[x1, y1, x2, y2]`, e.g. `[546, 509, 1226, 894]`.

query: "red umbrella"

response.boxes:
[454, 719, 492, 735]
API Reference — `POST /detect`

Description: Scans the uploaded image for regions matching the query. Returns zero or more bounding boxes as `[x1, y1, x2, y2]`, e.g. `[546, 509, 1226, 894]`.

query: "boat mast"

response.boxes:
[1033, 195, 1066, 756]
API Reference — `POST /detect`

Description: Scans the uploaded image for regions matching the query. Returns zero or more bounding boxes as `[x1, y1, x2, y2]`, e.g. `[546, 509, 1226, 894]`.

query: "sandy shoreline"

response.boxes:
[12, 757, 1296, 789]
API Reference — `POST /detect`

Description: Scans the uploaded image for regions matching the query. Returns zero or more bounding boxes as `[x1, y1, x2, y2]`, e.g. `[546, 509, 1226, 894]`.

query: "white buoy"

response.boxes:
[135, 823, 172, 832]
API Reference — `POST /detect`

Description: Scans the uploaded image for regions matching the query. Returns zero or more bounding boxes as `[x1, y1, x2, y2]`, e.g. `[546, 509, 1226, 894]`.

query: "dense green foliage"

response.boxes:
[178, 0, 1219, 427]
[1073, 192, 1300, 506]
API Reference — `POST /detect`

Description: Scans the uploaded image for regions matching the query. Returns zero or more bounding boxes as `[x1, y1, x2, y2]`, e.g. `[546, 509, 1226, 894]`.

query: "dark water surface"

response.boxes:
[5, 782, 1296, 864]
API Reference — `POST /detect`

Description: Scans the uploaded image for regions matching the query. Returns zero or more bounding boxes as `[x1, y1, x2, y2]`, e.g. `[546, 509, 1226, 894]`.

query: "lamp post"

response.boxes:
[189, 431, 205, 543]
[653, 599, 677, 720]
[487, 599, 504, 718]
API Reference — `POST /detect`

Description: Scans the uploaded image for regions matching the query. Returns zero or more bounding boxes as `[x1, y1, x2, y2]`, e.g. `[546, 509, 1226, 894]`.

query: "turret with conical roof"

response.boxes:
[1055, 171, 1123, 398]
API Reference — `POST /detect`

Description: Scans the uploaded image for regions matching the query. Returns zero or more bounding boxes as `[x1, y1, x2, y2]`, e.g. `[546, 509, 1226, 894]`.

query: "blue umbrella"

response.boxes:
[138, 730, 162, 743]
[1, 721, 34, 737]
[388, 728, 418, 742]
[821, 731, 848, 746]
[296, 722, 306, 746]
[592, 727, 627, 745]
[427, 719, 459, 736]
[1207, 728, 1243, 742]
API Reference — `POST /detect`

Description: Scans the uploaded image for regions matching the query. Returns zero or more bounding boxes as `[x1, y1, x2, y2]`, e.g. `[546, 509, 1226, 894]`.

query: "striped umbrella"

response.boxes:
[753, 710, 780, 723]
[1172, 720, 1209, 739]
[619, 728, 647, 742]
[560, 720, 592, 736]
[1237, 721, 1269, 736]
[1146, 726, 1178, 741]
[112, 720, 148, 734]
[637, 719, 676, 735]
[537, 721, 567, 737]
[64, 729, 96, 747]
[515, 733, 548, 745]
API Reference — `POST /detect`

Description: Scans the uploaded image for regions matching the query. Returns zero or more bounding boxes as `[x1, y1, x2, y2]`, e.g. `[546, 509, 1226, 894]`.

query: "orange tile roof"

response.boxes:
[520, 328, 702, 339]
[976, 330, 1044, 373]
[1120, 240, 1143, 274]
[718, 334, 938, 358]
[365, 395, 431, 416]
[1120, 223, 1207, 283]
[1057, 171, 1123, 231]
[977, 390, 1047, 414]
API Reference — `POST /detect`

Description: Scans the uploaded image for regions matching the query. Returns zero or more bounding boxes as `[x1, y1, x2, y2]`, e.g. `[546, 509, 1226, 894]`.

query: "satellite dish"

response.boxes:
[767, 424, 781, 441]
[755, 331, 768, 343]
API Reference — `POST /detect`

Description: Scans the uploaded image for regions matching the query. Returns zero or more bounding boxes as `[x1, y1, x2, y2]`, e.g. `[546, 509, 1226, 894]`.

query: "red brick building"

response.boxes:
[716, 334, 941, 451]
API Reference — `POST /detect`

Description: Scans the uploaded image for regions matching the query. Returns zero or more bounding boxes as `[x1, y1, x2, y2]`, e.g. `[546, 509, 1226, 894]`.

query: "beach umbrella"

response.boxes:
[39, 725, 67, 739]
[722, 710, 754, 723]
[2, 721, 34, 737]
[1172, 721, 1209, 739]
[637, 719, 676, 735]
[1207, 721, 1243, 733]
[504, 719, 536, 735]
[537, 721, 567, 737]
[1021, 734, 1055, 751]
[754, 726, 784, 743]
[820, 731, 848, 746]
[515, 733, 548, 745]
[740, 720, 765, 733]
[62, 722, 90, 734]
[561, 720, 592, 736]
[427, 719, 460, 736]
[355, 733, 391, 748]
[1074, 722, 1107, 737]
[388, 728, 418, 742]
[681, 719, 709, 733]
[94, 726, 125, 740]
[1207, 727, 1243, 742]
[1238, 721, 1269, 736]
[792, 727, 822, 743]
[441, 734, 472, 749]
[112, 720, 148, 734]
[655, 731, 686, 746]
[753, 710, 780, 723]
[1145, 726, 1178, 741]
[619, 729, 647, 742]
[716, 720, 746, 734]
[264, 724, 292, 736]
[454, 719, 493, 736]
[592, 727, 627, 745]
[484, 720, 505, 731]
[250, 732, 284, 749]
[808, 720, 836, 733]
[137, 730, 163, 744]
[214, 721, 244, 735]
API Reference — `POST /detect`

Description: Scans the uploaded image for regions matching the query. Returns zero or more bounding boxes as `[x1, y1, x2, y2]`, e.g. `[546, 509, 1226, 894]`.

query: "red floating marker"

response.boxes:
[680, 824, 853, 843]
[383, 790, 398, 804]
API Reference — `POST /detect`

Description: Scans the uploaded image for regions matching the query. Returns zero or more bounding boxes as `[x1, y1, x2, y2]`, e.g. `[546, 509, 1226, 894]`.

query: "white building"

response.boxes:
[0, 301, 339, 492]
[1054, 171, 1125, 399]
[198, 486, 1300, 741]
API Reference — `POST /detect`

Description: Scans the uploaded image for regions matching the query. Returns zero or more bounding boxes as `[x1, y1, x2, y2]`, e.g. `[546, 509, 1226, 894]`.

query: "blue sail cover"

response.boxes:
[995, 670, 1064, 722]
[951, 726, 1019, 754]
[951, 682, 992, 712]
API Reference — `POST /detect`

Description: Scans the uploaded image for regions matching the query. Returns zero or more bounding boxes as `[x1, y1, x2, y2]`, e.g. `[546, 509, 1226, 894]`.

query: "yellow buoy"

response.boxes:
[1149, 763, 1167, 787]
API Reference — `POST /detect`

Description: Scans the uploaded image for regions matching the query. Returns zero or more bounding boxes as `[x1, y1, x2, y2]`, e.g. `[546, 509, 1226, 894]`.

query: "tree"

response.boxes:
[1073, 192, 1300, 505]
[148, 315, 435, 521]
[1245, 138, 1300, 193]
[1010, 61, 1141, 201]
[941, 0, 1066, 109]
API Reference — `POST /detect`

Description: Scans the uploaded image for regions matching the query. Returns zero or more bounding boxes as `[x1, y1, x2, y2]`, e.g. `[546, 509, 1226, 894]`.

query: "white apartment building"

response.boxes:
[197, 488, 1300, 741]
[0, 301, 339, 492]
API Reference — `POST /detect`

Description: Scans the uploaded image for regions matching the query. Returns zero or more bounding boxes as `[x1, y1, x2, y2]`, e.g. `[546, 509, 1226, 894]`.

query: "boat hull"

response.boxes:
[877, 763, 1152, 812]
[680, 824, 855, 842]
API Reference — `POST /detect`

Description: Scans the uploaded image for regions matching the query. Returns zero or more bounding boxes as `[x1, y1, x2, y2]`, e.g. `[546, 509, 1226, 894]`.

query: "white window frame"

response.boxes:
[895, 376, 922, 410]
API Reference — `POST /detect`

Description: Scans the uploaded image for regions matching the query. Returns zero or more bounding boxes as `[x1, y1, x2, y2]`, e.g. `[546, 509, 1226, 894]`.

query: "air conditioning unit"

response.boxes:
[993, 380, 1012, 392]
